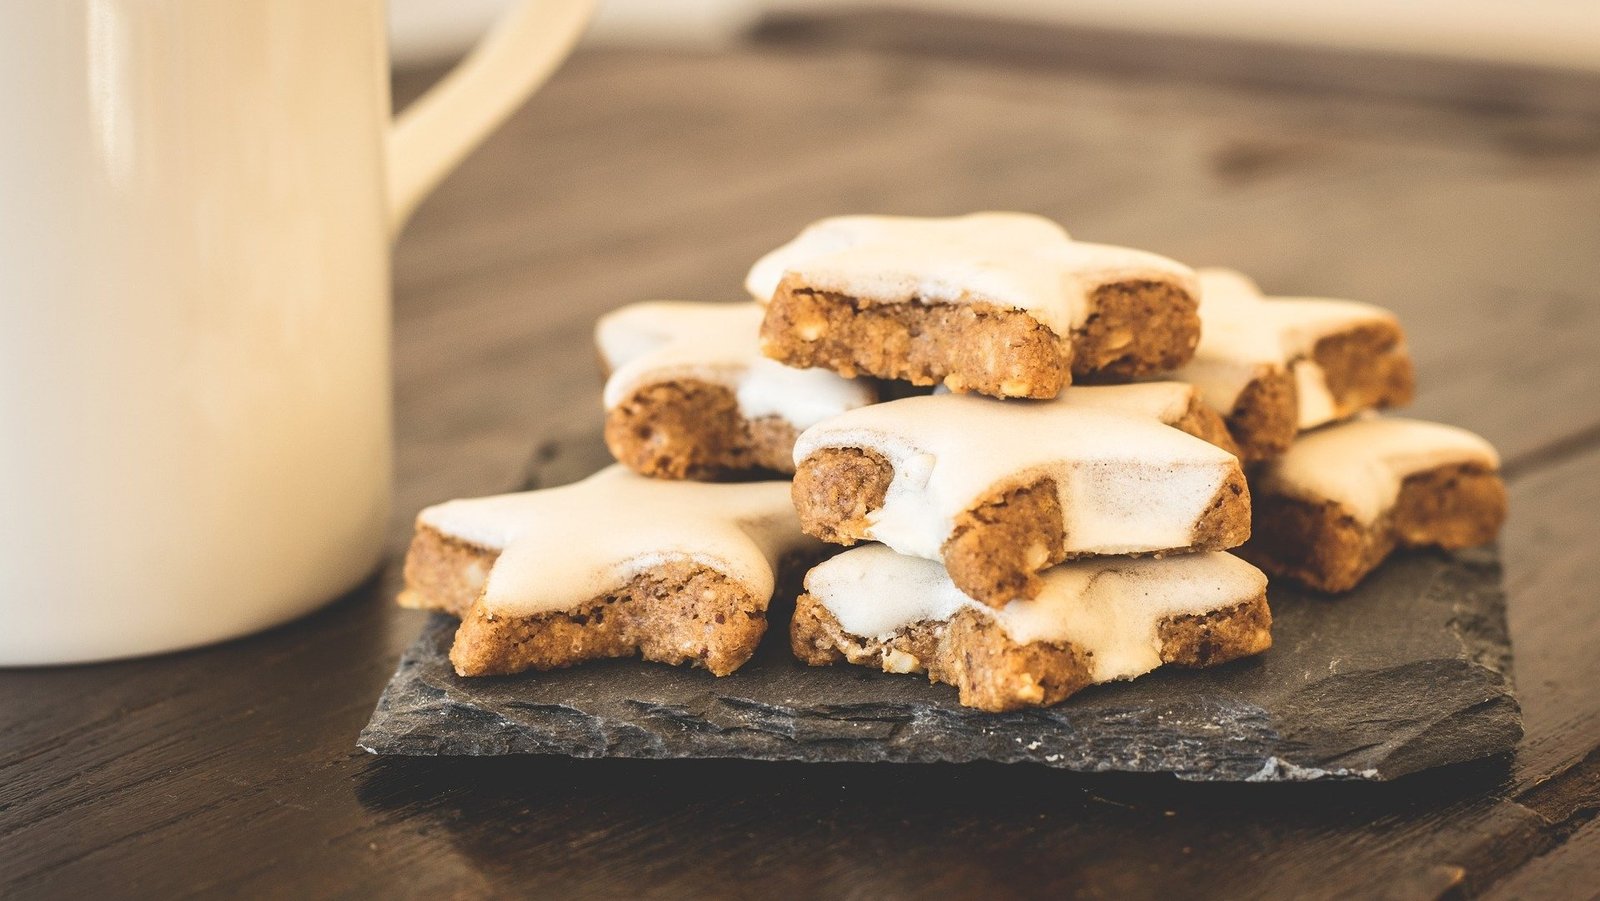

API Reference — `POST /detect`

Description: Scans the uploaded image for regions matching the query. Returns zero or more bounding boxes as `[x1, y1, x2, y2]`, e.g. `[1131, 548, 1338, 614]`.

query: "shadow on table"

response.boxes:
[352, 751, 1512, 897]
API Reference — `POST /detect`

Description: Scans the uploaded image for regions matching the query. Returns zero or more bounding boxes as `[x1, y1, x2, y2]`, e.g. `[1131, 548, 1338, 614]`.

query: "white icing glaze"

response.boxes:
[807, 544, 1267, 683]
[744, 213, 1197, 336]
[1256, 417, 1500, 523]
[1292, 360, 1336, 430]
[936, 380, 1198, 426]
[597, 300, 874, 430]
[1171, 268, 1400, 424]
[1050, 381, 1198, 425]
[793, 394, 1241, 560]
[417, 465, 818, 617]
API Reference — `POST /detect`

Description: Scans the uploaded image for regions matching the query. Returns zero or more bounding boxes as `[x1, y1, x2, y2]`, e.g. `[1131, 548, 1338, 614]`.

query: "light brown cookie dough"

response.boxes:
[398, 466, 822, 677]
[603, 380, 802, 479]
[452, 560, 770, 677]
[791, 395, 1250, 606]
[597, 301, 875, 479]
[1168, 268, 1414, 459]
[746, 213, 1201, 398]
[1240, 417, 1507, 593]
[791, 545, 1272, 712]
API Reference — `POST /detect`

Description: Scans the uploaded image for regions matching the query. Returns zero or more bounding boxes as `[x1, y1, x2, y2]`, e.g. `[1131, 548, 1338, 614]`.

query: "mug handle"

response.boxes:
[386, 0, 597, 237]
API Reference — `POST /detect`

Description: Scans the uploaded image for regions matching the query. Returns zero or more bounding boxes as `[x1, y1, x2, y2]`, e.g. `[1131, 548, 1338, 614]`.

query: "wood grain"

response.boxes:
[3, 11, 1599, 899]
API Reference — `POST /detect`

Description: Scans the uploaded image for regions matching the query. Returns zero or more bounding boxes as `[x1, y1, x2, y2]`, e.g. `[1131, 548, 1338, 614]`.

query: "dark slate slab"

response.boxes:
[359, 431, 1521, 781]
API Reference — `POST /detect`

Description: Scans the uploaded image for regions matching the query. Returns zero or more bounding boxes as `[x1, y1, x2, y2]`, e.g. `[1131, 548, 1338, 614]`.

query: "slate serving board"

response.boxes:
[360, 431, 1521, 782]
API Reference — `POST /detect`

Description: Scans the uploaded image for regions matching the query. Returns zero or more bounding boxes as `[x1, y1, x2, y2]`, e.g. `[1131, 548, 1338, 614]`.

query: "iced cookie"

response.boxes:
[598, 301, 877, 479]
[1241, 417, 1506, 593]
[792, 545, 1272, 712]
[1169, 268, 1414, 459]
[399, 466, 823, 677]
[791, 395, 1250, 606]
[746, 213, 1201, 399]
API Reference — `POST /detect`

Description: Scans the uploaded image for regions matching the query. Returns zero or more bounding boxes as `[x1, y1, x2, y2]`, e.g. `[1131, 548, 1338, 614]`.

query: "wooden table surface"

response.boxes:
[5, 12, 1600, 899]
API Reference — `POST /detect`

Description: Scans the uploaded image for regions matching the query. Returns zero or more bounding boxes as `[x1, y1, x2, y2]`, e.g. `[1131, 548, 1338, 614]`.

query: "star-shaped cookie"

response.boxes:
[1242, 416, 1505, 592]
[790, 393, 1250, 606]
[746, 213, 1202, 398]
[1169, 268, 1414, 459]
[597, 301, 876, 479]
[400, 465, 823, 676]
[793, 544, 1272, 711]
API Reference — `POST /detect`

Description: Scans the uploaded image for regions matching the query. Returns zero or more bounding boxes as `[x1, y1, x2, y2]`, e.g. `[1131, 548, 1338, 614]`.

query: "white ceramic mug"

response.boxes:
[0, 0, 594, 665]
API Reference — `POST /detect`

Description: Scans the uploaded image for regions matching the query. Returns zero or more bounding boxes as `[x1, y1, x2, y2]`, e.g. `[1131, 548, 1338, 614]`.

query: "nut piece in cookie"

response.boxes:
[745, 213, 1201, 398]
[792, 544, 1272, 712]
[597, 301, 876, 480]
[1241, 417, 1506, 593]
[791, 394, 1250, 607]
[1168, 268, 1414, 460]
[399, 465, 822, 677]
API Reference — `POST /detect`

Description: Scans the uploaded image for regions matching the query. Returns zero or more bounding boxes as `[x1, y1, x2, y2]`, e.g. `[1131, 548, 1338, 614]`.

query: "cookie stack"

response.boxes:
[1165, 268, 1506, 591]
[397, 212, 1507, 713]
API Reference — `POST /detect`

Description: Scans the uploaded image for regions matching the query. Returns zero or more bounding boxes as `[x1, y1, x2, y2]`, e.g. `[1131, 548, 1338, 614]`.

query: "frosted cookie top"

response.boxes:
[1049, 381, 1200, 426]
[744, 213, 1197, 336]
[1256, 417, 1500, 523]
[418, 465, 817, 616]
[807, 544, 1267, 683]
[793, 393, 1242, 559]
[597, 300, 875, 430]
[936, 380, 1200, 431]
[1173, 268, 1403, 427]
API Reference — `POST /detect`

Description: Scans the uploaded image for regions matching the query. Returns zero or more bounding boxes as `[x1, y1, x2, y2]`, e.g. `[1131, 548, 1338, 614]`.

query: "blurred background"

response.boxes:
[370, 0, 1600, 626]
[391, 0, 1600, 70]
[382, 0, 1600, 511]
